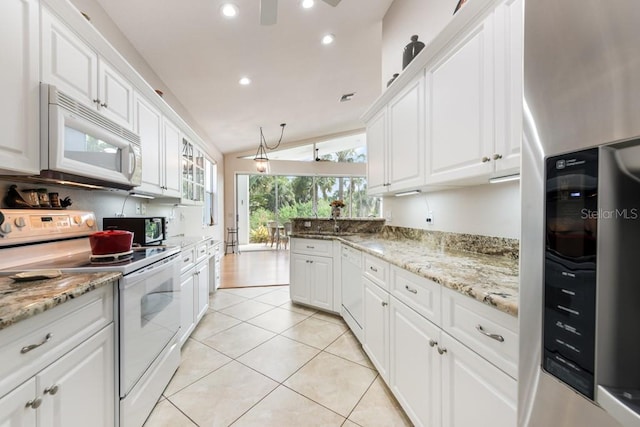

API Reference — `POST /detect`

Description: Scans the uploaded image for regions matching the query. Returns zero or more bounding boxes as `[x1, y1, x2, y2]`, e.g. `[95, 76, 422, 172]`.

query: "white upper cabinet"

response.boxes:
[366, 108, 387, 195]
[134, 92, 181, 198]
[98, 60, 134, 128]
[363, 0, 523, 189]
[41, 7, 134, 129]
[366, 74, 426, 195]
[426, 13, 495, 184]
[388, 74, 426, 192]
[493, 0, 523, 173]
[0, 0, 40, 174]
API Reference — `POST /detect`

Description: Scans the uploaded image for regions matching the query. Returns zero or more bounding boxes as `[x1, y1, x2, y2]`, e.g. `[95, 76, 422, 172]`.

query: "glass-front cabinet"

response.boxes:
[181, 138, 205, 204]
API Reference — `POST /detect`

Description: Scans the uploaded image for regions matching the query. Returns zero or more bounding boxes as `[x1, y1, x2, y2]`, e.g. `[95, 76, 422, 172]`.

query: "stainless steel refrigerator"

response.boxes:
[521, 0, 640, 426]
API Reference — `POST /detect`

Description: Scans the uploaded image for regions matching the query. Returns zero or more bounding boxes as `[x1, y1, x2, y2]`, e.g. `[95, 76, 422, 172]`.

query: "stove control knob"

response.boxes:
[86, 218, 95, 228]
[73, 215, 83, 225]
[14, 217, 26, 228]
[0, 222, 12, 235]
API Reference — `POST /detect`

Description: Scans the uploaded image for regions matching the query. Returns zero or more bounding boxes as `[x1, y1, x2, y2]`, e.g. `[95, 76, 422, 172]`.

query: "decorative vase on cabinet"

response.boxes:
[402, 35, 425, 69]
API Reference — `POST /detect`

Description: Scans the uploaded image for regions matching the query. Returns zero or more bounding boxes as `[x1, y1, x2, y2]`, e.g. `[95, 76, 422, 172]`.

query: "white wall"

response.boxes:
[382, 181, 520, 239]
[381, 0, 457, 91]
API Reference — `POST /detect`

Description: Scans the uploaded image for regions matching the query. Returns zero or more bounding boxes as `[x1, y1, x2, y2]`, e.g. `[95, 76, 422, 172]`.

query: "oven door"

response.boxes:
[119, 253, 180, 397]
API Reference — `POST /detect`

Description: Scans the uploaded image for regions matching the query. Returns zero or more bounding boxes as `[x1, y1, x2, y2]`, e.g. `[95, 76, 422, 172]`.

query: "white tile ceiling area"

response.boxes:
[93, 0, 394, 154]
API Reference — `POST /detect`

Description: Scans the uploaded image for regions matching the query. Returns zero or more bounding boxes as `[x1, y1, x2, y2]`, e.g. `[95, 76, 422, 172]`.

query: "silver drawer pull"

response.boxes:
[405, 285, 418, 294]
[429, 339, 438, 347]
[21, 333, 52, 354]
[369, 266, 378, 272]
[306, 245, 315, 249]
[476, 325, 505, 342]
[26, 398, 42, 409]
[44, 385, 59, 395]
[184, 257, 191, 263]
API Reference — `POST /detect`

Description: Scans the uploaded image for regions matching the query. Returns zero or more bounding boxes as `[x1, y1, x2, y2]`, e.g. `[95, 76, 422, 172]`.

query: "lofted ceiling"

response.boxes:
[92, 0, 394, 154]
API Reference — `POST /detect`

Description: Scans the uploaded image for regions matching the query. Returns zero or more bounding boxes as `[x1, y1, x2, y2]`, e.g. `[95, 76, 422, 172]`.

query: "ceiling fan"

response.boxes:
[260, 0, 342, 25]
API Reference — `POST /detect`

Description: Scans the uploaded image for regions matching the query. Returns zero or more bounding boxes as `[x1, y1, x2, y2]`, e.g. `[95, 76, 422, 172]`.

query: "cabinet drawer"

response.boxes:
[291, 238, 332, 256]
[180, 247, 195, 274]
[390, 266, 442, 326]
[441, 287, 518, 378]
[363, 254, 389, 291]
[0, 285, 113, 397]
[195, 242, 208, 263]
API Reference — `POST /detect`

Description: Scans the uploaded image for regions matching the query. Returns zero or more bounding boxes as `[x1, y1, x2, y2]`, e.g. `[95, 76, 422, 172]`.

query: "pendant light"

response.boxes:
[253, 124, 286, 173]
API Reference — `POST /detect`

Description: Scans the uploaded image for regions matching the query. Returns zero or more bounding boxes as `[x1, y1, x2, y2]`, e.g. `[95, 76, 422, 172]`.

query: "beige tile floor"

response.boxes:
[143, 286, 413, 427]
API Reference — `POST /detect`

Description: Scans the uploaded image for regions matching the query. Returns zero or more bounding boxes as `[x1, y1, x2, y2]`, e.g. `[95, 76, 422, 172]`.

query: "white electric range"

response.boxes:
[0, 209, 181, 427]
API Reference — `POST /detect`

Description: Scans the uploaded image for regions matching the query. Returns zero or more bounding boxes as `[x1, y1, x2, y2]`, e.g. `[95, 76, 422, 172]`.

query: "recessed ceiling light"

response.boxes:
[302, 0, 315, 8]
[321, 34, 335, 45]
[239, 77, 251, 85]
[221, 3, 239, 18]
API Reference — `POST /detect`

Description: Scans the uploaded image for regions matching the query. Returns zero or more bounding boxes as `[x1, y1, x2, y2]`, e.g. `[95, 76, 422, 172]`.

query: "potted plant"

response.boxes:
[330, 200, 345, 218]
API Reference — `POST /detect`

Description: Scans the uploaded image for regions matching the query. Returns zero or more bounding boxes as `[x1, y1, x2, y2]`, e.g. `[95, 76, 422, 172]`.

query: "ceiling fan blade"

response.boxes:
[321, 0, 341, 6]
[260, 0, 278, 25]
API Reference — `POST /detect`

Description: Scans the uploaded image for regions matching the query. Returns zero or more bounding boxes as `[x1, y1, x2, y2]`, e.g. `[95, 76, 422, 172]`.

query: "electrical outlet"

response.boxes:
[426, 211, 434, 224]
[140, 203, 147, 215]
[135, 202, 141, 215]
[385, 210, 393, 220]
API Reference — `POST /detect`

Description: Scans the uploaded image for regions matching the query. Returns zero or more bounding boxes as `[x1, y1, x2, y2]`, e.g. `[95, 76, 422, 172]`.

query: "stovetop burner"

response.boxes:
[90, 250, 134, 264]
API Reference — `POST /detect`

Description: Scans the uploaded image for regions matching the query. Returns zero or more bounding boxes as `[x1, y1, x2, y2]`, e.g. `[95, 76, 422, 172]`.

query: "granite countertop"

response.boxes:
[292, 232, 519, 317]
[0, 272, 121, 330]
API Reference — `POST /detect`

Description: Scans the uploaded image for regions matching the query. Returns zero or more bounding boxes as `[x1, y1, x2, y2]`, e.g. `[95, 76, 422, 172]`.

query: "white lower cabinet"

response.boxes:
[38, 325, 115, 427]
[179, 242, 211, 346]
[440, 332, 517, 427]
[290, 239, 335, 312]
[354, 258, 518, 427]
[390, 296, 442, 427]
[0, 285, 115, 427]
[362, 277, 390, 381]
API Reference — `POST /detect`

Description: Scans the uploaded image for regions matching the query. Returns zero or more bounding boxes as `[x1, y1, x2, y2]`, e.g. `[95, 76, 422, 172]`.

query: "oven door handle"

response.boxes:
[122, 254, 179, 283]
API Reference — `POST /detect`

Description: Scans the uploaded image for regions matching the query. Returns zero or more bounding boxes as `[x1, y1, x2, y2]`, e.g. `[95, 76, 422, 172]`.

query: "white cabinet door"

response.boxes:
[179, 272, 195, 346]
[98, 60, 134, 128]
[309, 255, 333, 311]
[390, 296, 441, 427]
[0, 0, 39, 174]
[41, 7, 98, 108]
[37, 325, 115, 427]
[365, 108, 387, 195]
[290, 253, 311, 305]
[0, 378, 37, 427]
[440, 332, 517, 427]
[363, 278, 390, 381]
[195, 262, 209, 323]
[163, 118, 182, 197]
[426, 14, 495, 183]
[388, 73, 425, 192]
[493, 0, 523, 173]
[134, 92, 163, 194]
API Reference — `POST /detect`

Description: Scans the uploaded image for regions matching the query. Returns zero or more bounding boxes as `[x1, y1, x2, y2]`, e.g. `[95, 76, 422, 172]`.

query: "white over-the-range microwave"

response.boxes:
[37, 83, 142, 190]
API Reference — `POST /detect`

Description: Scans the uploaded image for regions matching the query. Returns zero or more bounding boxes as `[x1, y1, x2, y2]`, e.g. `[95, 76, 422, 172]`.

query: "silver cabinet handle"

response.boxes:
[100, 102, 108, 108]
[405, 285, 417, 294]
[26, 398, 42, 409]
[476, 325, 505, 342]
[21, 333, 52, 354]
[437, 346, 447, 355]
[369, 266, 378, 272]
[429, 339, 438, 347]
[381, 301, 388, 307]
[482, 156, 491, 163]
[93, 99, 100, 105]
[306, 245, 315, 249]
[184, 257, 191, 263]
[492, 153, 503, 160]
[44, 385, 59, 395]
